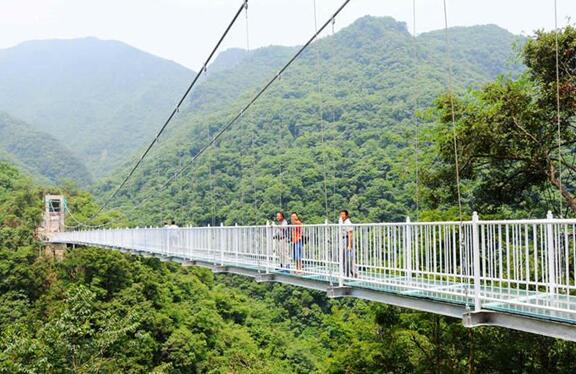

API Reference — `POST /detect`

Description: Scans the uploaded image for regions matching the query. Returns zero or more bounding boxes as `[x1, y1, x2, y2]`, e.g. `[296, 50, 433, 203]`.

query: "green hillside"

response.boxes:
[0, 38, 194, 177]
[0, 112, 92, 185]
[1, 160, 576, 372]
[0, 20, 575, 370]
[98, 17, 524, 226]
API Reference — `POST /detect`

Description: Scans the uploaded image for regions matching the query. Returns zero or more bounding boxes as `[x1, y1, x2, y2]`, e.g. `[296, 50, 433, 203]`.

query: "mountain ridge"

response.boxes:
[0, 37, 195, 178]
[95, 16, 525, 225]
[0, 111, 92, 185]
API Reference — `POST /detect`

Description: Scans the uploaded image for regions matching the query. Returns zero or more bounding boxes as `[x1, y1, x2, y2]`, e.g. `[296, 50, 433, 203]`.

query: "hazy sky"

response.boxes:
[2, 0, 574, 69]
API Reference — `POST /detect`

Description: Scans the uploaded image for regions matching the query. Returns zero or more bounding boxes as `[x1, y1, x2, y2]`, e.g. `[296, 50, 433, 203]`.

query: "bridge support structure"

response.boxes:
[50, 213, 576, 342]
[463, 311, 576, 341]
[192, 258, 576, 340]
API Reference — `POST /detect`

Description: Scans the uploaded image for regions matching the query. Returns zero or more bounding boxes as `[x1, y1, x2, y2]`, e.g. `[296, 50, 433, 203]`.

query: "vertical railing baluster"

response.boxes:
[472, 212, 481, 312]
[220, 223, 225, 266]
[405, 217, 412, 284]
[235, 223, 239, 266]
[546, 211, 556, 294]
[266, 221, 271, 274]
[338, 219, 344, 287]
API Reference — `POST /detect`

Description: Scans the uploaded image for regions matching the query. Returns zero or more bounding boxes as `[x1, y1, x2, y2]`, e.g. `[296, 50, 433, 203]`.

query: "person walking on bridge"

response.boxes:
[273, 211, 290, 271]
[290, 212, 304, 273]
[164, 220, 179, 256]
[339, 210, 355, 278]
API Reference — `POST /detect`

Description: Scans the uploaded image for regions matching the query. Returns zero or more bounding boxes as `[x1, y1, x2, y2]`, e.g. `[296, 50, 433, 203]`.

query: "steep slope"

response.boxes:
[183, 45, 296, 115]
[99, 17, 524, 225]
[0, 112, 92, 185]
[0, 38, 194, 177]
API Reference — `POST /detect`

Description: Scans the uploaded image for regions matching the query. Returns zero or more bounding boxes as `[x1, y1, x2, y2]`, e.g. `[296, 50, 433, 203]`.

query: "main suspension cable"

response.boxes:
[155, 0, 353, 196]
[94, 0, 249, 217]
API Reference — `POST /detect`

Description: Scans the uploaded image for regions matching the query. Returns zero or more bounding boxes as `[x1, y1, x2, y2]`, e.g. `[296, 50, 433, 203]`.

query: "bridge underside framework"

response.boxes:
[51, 213, 576, 341]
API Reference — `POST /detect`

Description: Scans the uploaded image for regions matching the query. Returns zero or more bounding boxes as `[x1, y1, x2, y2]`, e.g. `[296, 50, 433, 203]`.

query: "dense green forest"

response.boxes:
[0, 112, 92, 186]
[2, 162, 576, 373]
[2, 15, 576, 373]
[430, 26, 576, 216]
[0, 38, 193, 177]
[97, 17, 525, 226]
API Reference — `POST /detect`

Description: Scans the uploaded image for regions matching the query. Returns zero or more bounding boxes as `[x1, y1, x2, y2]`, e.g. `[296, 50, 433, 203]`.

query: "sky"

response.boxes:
[2, 0, 574, 69]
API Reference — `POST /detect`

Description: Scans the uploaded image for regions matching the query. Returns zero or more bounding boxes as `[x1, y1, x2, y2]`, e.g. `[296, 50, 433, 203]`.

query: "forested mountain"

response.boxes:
[1, 161, 575, 372]
[185, 45, 296, 115]
[0, 37, 194, 177]
[98, 16, 524, 226]
[1, 17, 576, 372]
[0, 112, 92, 185]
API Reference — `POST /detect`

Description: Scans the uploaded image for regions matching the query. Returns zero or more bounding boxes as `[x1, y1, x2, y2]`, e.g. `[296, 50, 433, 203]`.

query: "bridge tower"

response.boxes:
[40, 194, 67, 260]
[42, 194, 66, 235]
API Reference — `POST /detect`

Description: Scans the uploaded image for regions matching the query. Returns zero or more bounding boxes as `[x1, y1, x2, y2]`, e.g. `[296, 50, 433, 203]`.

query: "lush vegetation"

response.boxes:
[2, 15, 576, 373]
[429, 26, 576, 217]
[0, 162, 42, 249]
[0, 112, 92, 186]
[2, 162, 576, 372]
[98, 17, 524, 226]
[0, 38, 194, 177]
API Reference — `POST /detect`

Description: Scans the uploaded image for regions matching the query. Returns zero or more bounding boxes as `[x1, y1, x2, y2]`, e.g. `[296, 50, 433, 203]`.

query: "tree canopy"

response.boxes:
[430, 26, 576, 216]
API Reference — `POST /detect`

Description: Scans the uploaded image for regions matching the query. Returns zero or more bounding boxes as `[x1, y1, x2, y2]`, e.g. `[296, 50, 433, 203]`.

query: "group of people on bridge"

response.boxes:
[164, 210, 357, 277]
[273, 210, 356, 277]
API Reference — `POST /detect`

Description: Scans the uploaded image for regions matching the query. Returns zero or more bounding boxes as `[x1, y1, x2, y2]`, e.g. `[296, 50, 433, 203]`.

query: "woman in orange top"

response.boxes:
[290, 212, 303, 272]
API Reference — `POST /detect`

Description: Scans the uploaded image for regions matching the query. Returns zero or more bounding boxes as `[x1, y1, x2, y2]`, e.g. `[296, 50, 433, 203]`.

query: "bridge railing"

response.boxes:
[51, 212, 576, 321]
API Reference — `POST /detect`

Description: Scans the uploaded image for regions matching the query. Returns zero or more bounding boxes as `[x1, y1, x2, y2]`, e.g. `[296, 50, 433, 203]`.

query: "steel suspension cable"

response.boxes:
[554, 0, 564, 217]
[251, 115, 258, 222]
[239, 115, 246, 224]
[63, 203, 109, 230]
[245, 5, 253, 224]
[442, 0, 464, 222]
[94, 0, 249, 217]
[48, 189, 110, 230]
[279, 115, 285, 210]
[314, 0, 330, 220]
[442, 0, 469, 307]
[154, 0, 353, 197]
[330, 16, 339, 222]
[412, 0, 421, 221]
[209, 129, 216, 226]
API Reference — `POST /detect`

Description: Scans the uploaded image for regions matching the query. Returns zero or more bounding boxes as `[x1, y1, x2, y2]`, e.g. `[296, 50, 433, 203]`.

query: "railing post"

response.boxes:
[324, 219, 331, 284]
[338, 218, 344, 287]
[266, 221, 271, 274]
[405, 217, 412, 283]
[235, 223, 239, 266]
[472, 211, 481, 312]
[165, 226, 170, 257]
[208, 224, 214, 265]
[220, 222, 225, 266]
[546, 210, 556, 295]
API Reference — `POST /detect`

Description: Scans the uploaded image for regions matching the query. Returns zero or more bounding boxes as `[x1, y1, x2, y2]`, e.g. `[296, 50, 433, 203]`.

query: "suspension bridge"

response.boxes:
[46, 0, 576, 342]
[50, 213, 576, 342]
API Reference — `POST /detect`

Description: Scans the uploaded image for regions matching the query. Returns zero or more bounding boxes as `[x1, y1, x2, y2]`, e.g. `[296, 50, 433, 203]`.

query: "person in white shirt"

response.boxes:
[164, 220, 179, 254]
[339, 210, 355, 278]
[165, 220, 179, 229]
[273, 211, 290, 270]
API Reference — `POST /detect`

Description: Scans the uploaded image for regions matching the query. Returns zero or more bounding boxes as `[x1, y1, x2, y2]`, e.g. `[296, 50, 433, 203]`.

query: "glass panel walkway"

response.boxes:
[50, 212, 576, 341]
